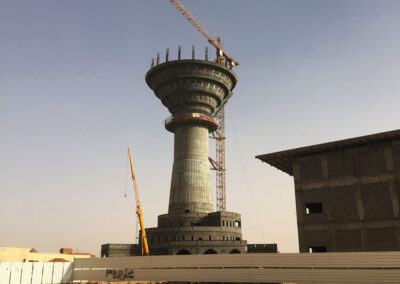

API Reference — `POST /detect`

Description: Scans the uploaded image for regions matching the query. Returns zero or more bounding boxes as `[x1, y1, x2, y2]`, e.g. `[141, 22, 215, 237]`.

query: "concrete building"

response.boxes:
[257, 129, 400, 253]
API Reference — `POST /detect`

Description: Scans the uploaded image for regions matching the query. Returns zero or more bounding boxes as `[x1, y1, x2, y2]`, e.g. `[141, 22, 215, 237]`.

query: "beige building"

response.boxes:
[0, 247, 95, 262]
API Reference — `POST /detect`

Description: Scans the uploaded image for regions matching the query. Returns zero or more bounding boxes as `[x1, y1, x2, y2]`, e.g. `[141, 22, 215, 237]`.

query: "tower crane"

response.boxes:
[169, 0, 239, 212]
[128, 148, 149, 256]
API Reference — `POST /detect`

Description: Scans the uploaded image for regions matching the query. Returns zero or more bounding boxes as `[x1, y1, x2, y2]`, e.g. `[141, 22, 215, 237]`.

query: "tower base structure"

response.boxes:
[145, 211, 246, 255]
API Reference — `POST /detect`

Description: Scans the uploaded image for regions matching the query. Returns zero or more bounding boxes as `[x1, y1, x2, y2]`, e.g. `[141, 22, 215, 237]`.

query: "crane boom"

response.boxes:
[169, 0, 239, 67]
[128, 148, 149, 256]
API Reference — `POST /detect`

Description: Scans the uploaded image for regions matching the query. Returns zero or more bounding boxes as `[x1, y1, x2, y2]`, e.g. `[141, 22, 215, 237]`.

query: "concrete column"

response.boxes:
[169, 125, 213, 214]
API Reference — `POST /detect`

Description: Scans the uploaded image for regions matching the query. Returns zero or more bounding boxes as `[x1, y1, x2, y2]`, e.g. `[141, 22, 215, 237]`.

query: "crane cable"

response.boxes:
[227, 109, 266, 242]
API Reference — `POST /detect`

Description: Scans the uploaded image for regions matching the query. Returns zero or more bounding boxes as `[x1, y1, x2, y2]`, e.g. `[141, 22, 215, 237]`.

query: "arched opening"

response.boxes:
[230, 249, 240, 254]
[204, 249, 217, 254]
[177, 249, 191, 255]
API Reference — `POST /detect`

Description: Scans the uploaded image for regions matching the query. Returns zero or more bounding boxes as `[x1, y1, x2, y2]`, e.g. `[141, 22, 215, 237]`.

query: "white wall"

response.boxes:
[0, 262, 72, 284]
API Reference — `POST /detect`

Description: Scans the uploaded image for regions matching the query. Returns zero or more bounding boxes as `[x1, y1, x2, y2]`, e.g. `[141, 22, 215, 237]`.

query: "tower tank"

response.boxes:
[144, 50, 247, 255]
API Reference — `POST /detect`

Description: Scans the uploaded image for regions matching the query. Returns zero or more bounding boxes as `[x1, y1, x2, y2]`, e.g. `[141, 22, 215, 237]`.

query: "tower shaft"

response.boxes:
[169, 124, 213, 214]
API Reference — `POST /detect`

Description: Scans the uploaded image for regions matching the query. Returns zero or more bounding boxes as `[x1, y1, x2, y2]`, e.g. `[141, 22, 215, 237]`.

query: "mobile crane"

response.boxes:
[128, 148, 149, 256]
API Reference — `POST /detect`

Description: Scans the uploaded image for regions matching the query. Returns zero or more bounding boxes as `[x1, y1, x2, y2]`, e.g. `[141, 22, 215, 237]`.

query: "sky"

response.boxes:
[1, 0, 400, 256]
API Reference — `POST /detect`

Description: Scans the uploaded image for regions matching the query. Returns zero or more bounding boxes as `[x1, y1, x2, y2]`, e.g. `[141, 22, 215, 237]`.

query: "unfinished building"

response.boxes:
[257, 129, 400, 253]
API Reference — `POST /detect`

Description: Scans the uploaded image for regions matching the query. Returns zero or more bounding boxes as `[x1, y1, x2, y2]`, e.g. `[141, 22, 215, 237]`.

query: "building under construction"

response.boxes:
[257, 129, 400, 253]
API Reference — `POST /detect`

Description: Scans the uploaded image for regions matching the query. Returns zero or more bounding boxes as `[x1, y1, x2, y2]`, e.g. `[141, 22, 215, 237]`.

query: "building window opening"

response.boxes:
[199, 237, 203, 241]
[165, 236, 167, 242]
[309, 246, 327, 253]
[204, 249, 217, 254]
[174, 236, 176, 241]
[235, 237, 241, 241]
[170, 222, 173, 227]
[177, 249, 191, 255]
[179, 221, 182, 227]
[209, 235, 211, 241]
[182, 236, 185, 240]
[222, 220, 225, 226]
[305, 202, 323, 214]
[191, 235, 194, 240]
[234, 221, 241, 227]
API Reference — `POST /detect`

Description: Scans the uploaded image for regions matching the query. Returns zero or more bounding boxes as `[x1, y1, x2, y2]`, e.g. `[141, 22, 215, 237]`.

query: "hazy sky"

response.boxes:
[1, 0, 400, 255]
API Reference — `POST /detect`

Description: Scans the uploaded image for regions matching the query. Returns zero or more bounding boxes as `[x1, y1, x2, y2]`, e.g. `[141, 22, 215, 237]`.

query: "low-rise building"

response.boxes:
[0, 247, 95, 262]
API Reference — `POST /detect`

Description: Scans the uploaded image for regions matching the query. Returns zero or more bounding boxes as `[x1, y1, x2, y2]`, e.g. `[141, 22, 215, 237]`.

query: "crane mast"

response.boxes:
[170, 0, 238, 212]
[128, 148, 149, 256]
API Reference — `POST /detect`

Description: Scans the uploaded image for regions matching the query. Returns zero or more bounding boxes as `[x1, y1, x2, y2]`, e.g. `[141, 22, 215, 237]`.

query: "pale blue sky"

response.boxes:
[1, 0, 399, 255]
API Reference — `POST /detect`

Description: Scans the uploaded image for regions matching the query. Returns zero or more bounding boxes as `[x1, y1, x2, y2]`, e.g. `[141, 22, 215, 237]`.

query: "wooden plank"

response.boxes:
[31, 262, 43, 284]
[42, 263, 53, 284]
[10, 262, 23, 284]
[21, 263, 33, 284]
[51, 263, 64, 284]
[0, 262, 11, 284]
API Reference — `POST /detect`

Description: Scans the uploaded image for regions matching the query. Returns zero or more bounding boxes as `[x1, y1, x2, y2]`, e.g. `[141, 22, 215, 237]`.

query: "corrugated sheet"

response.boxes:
[31, 262, 43, 284]
[0, 262, 11, 284]
[20, 263, 33, 284]
[62, 262, 73, 283]
[0, 262, 73, 284]
[9, 262, 22, 284]
[42, 263, 53, 284]
[72, 252, 400, 283]
[51, 263, 64, 284]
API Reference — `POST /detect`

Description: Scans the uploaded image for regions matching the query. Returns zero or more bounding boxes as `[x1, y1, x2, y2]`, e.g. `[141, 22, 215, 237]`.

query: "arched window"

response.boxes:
[177, 249, 191, 255]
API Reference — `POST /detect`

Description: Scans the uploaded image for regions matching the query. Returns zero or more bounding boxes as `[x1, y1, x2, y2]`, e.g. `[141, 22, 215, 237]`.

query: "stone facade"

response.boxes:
[257, 129, 400, 253]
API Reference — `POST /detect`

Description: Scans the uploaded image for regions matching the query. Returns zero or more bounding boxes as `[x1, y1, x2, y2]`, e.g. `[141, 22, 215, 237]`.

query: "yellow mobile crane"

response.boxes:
[128, 148, 149, 256]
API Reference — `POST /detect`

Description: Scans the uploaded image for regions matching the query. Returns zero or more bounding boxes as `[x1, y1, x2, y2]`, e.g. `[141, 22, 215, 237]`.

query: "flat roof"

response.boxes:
[256, 129, 400, 176]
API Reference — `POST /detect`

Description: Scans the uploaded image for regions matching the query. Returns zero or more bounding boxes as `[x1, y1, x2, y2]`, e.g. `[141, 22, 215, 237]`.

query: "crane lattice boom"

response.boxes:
[128, 148, 150, 256]
[169, 0, 238, 67]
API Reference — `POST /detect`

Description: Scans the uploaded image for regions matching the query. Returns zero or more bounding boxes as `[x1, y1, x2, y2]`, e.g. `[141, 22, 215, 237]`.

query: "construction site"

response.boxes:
[1, 0, 400, 283]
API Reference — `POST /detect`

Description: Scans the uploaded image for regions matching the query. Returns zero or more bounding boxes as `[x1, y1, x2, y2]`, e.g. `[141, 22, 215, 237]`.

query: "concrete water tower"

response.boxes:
[143, 50, 247, 255]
